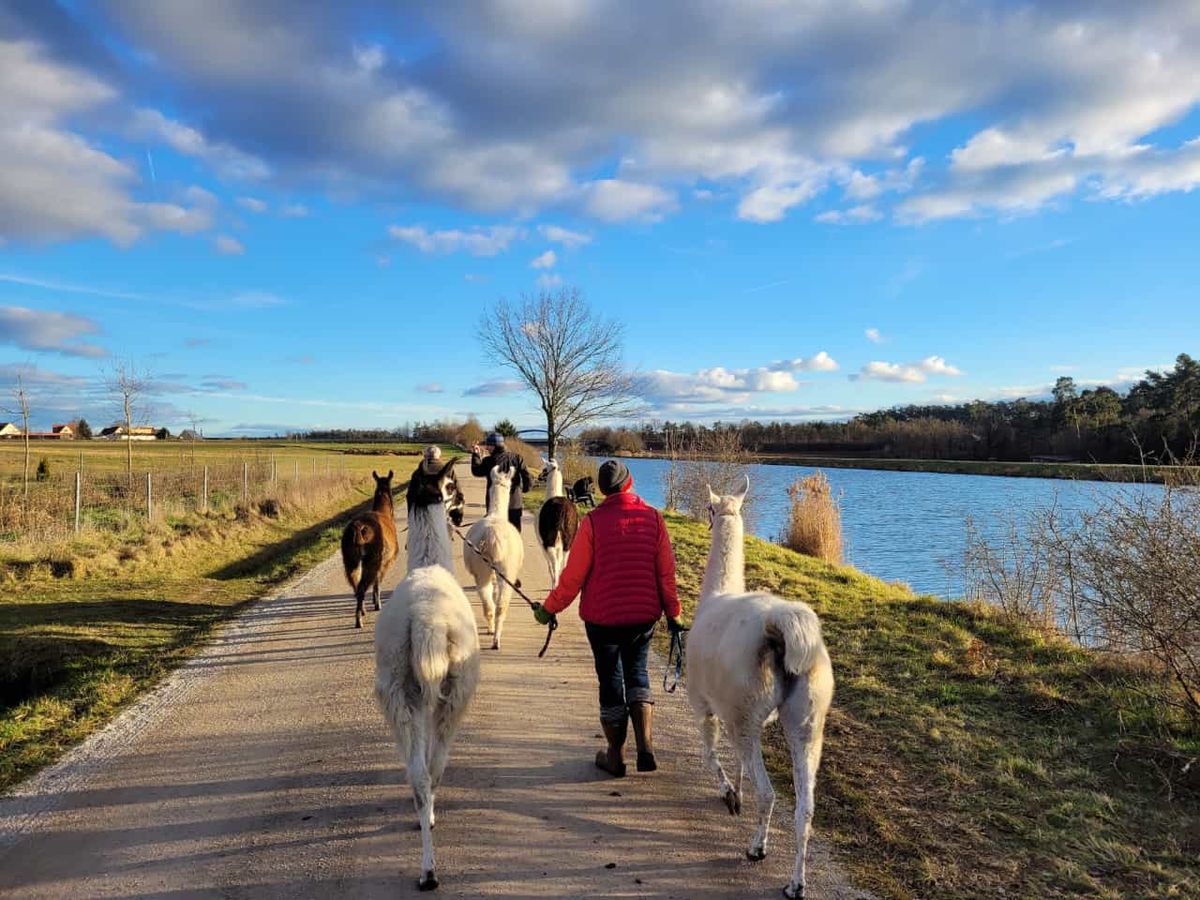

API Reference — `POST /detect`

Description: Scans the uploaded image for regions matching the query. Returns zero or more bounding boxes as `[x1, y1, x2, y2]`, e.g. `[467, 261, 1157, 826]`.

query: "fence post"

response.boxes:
[294, 460, 299, 481]
[146, 471, 153, 520]
[243, 461, 249, 502]
[272, 457, 277, 486]
[74, 470, 81, 534]
[312, 457, 317, 476]
[202, 465, 209, 513]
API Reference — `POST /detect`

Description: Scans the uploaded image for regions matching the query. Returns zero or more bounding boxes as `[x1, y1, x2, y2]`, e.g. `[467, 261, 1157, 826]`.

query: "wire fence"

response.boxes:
[0, 456, 353, 544]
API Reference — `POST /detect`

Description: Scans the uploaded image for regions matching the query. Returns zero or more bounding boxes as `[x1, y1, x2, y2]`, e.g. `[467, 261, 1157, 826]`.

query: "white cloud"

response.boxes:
[463, 378, 525, 397]
[536, 272, 563, 289]
[416, 382, 444, 394]
[530, 249, 557, 269]
[0, 305, 107, 358]
[538, 224, 591, 249]
[131, 108, 270, 181]
[280, 203, 310, 218]
[388, 224, 521, 256]
[815, 204, 882, 224]
[865, 327, 884, 344]
[852, 355, 963, 383]
[214, 235, 245, 255]
[237, 196, 268, 213]
[637, 351, 838, 409]
[582, 179, 676, 222]
[0, 41, 215, 246]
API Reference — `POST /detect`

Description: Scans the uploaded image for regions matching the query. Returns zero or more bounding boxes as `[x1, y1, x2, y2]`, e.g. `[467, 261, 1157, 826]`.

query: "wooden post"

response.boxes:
[272, 457, 277, 486]
[74, 471, 81, 534]
[146, 471, 153, 520]
[202, 465, 209, 513]
[294, 460, 299, 481]
[243, 461, 249, 501]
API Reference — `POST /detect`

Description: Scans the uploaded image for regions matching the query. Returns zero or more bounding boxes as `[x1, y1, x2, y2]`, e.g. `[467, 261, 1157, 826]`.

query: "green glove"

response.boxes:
[532, 602, 554, 626]
[667, 616, 686, 635]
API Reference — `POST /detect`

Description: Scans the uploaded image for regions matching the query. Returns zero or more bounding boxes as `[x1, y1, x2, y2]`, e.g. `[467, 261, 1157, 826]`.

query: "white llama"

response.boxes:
[375, 458, 480, 891]
[686, 476, 834, 900]
[536, 456, 579, 587]
[463, 466, 525, 650]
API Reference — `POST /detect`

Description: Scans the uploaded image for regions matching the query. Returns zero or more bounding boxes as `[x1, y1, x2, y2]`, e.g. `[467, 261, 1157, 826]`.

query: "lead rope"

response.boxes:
[451, 524, 557, 658]
[663, 626, 688, 693]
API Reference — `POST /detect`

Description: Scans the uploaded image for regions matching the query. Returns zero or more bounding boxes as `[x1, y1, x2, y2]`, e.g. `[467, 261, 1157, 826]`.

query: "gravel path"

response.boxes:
[0, 463, 868, 899]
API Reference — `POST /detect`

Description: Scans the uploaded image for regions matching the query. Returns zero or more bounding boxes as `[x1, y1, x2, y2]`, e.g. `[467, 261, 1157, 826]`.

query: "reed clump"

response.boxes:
[782, 471, 843, 564]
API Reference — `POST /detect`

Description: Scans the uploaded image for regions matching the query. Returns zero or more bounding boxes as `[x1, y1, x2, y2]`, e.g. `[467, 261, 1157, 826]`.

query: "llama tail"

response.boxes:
[410, 618, 452, 699]
[341, 522, 369, 588]
[765, 603, 827, 677]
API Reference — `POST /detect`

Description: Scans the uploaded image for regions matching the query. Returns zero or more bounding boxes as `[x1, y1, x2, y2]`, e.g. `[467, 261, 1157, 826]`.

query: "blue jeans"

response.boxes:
[585, 621, 656, 725]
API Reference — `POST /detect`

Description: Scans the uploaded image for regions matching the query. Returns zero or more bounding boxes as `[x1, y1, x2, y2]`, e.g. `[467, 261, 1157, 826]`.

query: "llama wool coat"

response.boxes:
[542, 490, 681, 626]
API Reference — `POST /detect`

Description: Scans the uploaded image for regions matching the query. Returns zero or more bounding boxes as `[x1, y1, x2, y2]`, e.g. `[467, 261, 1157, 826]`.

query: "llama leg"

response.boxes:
[372, 579, 381, 611]
[694, 709, 739, 815]
[408, 722, 437, 890]
[740, 730, 776, 861]
[780, 694, 821, 900]
[354, 583, 367, 629]
[478, 576, 496, 634]
[492, 581, 511, 650]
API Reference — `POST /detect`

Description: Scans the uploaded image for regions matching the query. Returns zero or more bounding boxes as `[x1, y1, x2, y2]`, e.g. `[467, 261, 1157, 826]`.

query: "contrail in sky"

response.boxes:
[145, 150, 157, 185]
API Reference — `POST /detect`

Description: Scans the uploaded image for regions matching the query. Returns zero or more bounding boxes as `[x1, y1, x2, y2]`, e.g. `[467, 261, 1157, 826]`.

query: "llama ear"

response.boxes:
[438, 458, 457, 479]
[372, 470, 379, 480]
[707, 484, 720, 505]
[386, 469, 394, 480]
[733, 474, 750, 506]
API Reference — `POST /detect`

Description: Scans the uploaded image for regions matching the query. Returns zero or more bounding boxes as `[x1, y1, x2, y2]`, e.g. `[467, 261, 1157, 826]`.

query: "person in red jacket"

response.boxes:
[533, 459, 684, 777]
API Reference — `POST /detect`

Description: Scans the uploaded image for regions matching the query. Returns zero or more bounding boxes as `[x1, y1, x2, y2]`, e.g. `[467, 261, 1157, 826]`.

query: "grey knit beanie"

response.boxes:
[597, 459, 631, 495]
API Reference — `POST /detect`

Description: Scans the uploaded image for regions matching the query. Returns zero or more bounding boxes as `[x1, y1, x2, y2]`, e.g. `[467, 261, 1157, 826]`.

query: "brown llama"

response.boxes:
[341, 470, 398, 629]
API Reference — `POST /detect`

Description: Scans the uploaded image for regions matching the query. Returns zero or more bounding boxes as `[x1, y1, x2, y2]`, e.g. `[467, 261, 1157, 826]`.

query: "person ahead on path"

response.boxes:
[533, 460, 683, 777]
[470, 433, 533, 532]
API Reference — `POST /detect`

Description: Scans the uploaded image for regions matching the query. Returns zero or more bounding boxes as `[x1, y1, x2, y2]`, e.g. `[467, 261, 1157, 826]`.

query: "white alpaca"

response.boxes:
[686, 476, 834, 900]
[536, 456, 579, 587]
[463, 466, 525, 650]
[375, 459, 480, 892]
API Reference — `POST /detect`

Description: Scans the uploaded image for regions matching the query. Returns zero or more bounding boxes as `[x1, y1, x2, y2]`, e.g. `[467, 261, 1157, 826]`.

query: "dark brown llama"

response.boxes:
[341, 470, 398, 628]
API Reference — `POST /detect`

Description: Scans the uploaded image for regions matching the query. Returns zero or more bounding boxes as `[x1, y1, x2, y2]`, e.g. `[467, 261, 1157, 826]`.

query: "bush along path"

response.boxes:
[0, 463, 865, 899]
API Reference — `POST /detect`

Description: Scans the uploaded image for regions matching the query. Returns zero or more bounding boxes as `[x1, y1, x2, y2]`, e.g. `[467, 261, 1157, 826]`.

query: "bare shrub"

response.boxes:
[661, 427, 757, 523]
[964, 482, 1200, 722]
[781, 472, 843, 564]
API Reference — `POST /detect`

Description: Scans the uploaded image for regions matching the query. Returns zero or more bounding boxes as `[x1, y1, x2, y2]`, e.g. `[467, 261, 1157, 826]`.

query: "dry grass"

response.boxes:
[781, 471, 844, 564]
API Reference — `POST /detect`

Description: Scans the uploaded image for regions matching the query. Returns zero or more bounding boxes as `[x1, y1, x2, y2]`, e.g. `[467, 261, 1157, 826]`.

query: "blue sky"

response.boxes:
[1, 1, 1199, 435]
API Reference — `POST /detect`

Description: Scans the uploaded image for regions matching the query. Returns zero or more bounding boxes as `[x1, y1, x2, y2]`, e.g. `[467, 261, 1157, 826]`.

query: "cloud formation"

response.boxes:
[0, 305, 107, 358]
[852, 356, 963, 384]
[637, 351, 839, 411]
[463, 378, 525, 397]
[389, 224, 520, 256]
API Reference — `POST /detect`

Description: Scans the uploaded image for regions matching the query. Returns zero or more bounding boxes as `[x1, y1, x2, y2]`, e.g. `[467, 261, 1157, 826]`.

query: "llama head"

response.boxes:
[706, 475, 750, 525]
[409, 459, 458, 510]
[372, 469, 394, 496]
[538, 456, 559, 482]
[442, 469, 466, 526]
[491, 465, 515, 491]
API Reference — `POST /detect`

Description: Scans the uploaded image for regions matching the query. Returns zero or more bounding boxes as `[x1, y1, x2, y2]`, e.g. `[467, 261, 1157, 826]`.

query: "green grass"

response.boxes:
[664, 512, 1199, 899]
[0, 444, 433, 793]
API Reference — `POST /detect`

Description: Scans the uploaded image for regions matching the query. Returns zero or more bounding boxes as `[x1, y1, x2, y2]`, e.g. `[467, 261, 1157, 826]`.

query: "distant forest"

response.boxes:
[294, 354, 1199, 465]
[614, 353, 1200, 464]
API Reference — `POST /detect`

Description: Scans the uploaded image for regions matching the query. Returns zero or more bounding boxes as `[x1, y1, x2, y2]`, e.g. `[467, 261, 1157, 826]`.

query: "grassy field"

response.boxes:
[663, 513, 1198, 899]
[0, 440, 448, 792]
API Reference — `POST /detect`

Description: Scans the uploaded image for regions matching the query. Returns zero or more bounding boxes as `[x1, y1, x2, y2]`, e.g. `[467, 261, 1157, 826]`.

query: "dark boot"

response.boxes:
[595, 718, 627, 777]
[630, 702, 657, 772]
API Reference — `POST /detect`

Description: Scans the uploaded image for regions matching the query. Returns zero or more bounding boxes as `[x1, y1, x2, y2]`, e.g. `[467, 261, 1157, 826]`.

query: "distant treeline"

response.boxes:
[591, 354, 1200, 464]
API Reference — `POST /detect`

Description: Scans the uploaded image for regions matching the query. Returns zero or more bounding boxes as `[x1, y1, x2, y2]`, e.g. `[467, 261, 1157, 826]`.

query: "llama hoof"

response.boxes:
[782, 883, 803, 900]
[373, 600, 381, 611]
[490, 640, 500, 651]
[721, 788, 741, 816]
[417, 871, 438, 891]
[746, 846, 766, 861]
[355, 619, 363, 629]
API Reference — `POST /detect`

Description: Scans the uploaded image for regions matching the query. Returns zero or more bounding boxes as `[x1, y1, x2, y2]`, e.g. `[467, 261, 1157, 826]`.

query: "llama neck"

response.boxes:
[701, 515, 745, 598]
[487, 478, 509, 516]
[547, 468, 564, 499]
[373, 490, 393, 514]
[407, 503, 453, 572]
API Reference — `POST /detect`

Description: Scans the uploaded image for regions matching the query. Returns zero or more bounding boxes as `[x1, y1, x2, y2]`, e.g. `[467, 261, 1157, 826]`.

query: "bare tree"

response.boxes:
[6, 373, 32, 499]
[185, 410, 203, 463]
[478, 287, 637, 459]
[105, 361, 149, 492]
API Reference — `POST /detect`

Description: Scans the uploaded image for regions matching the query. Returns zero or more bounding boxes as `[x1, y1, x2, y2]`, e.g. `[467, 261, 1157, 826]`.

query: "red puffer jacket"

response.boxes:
[542, 489, 681, 625]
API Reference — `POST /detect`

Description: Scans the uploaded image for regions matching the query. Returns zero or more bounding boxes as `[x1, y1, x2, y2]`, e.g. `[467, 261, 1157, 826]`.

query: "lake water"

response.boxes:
[604, 457, 1159, 596]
